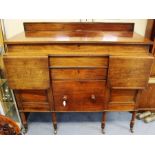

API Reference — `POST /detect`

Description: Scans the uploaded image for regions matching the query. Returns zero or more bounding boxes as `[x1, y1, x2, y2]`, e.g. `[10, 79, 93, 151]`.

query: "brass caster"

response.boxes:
[21, 126, 28, 135]
[102, 128, 105, 134]
[130, 128, 134, 133]
[54, 129, 57, 135]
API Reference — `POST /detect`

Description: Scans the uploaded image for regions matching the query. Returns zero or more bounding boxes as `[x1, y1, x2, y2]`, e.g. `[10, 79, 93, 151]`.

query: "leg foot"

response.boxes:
[53, 123, 57, 135]
[52, 112, 57, 134]
[130, 128, 134, 133]
[21, 124, 28, 134]
[101, 112, 106, 134]
[54, 129, 57, 135]
[102, 128, 105, 134]
[20, 112, 28, 134]
[130, 111, 136, 133]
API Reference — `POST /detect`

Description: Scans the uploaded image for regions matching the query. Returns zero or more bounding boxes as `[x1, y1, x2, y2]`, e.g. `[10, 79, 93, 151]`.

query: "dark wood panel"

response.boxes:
[49, 56, 108, 67]
[108, 56, 153, 88]
[51, 68, 107, 80]
[3, 55, 50, 89]
[24, 22, 134, 32]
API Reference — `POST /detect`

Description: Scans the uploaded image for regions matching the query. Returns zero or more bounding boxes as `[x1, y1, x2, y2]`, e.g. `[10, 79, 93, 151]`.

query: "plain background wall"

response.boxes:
[3, 19, 147, 39]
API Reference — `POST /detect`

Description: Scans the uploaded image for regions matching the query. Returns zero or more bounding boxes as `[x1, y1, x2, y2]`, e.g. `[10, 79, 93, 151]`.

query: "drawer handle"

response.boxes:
[91, 94, 96, 102]
[62, 96, 67, 107]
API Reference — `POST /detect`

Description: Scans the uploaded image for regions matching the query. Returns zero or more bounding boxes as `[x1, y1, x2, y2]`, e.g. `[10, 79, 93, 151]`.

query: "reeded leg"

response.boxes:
[20, 112, 28, 134]
[130, 111, 136, 133]
[101, 112, 106, 134]
[52, 112, 57, 134]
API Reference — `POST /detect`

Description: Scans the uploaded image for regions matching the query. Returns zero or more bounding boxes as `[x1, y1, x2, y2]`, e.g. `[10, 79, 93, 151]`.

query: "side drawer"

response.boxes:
[51, 68, 107, 80]
[49, 56, 108, 67]
[14, 90, 51, 112]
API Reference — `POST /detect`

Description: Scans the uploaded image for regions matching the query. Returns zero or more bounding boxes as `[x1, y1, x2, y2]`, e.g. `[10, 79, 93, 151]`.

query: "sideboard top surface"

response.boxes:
[4, 22, 153, 45]
[5, 31, 153, 45]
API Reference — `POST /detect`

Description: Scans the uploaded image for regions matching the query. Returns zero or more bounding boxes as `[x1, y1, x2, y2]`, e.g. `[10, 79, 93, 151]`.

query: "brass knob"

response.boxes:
[62, 96, 67, 107]
[91, 94, 96, 102]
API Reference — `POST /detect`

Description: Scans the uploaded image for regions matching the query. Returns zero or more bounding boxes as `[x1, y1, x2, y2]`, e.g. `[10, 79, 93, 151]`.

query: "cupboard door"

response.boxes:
[3, 55, 50, 89]
[108, 56, 153, 89]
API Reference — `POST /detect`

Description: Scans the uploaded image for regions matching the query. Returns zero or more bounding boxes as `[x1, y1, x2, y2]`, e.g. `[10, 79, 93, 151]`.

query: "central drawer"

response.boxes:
[51, 68, 107, 80]
[52, 80, 106, 111]
[49, 56, 108, 67]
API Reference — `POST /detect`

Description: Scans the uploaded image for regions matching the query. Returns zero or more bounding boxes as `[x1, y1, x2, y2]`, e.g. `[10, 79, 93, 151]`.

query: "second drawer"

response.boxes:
[51, 68, 107, 80]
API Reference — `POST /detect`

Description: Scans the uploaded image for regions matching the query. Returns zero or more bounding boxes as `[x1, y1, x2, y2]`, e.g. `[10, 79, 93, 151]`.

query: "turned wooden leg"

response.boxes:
[130, 111, 136, 133]
[101, 112, 106, 134]
[52, 112, 57, 134]
[20, 112, 28, 134]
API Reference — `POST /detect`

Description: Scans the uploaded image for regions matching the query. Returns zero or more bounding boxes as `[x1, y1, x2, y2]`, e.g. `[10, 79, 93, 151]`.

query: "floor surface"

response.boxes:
[26, 112, 155, 135]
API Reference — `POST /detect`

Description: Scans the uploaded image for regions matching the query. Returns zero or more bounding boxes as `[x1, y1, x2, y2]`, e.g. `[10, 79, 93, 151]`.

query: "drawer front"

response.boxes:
[49, 56, 108, 67]
[53, 80, 106, 111]
[14, 90, 51, 112]
[51, 68, 107, 80]
[53, 80, 106, 94]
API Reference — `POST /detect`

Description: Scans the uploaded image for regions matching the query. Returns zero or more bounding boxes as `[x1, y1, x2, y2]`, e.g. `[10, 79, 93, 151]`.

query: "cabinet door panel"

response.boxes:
[3, 55, 50, 89]
[108, 56, 153, 89]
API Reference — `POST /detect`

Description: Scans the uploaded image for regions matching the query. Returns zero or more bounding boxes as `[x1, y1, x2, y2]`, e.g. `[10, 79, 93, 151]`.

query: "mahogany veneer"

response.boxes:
[3, 22, 154, 134]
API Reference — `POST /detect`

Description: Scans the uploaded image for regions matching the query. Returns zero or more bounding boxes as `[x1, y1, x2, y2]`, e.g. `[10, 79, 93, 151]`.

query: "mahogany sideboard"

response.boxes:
[3, 22, 155, 134]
